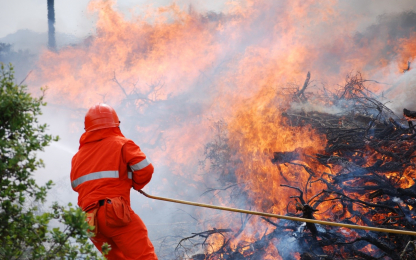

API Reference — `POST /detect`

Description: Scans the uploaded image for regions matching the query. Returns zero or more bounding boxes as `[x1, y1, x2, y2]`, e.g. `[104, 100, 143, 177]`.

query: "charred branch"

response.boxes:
[272, 150, 301, 164]
[297, 71, 311, 103]
[403, 61, 411, 73]
[404, 108, 416, 119]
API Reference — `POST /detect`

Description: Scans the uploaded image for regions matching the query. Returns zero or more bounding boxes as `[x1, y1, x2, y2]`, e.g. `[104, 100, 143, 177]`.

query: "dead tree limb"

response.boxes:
[297, 71, 311, 102]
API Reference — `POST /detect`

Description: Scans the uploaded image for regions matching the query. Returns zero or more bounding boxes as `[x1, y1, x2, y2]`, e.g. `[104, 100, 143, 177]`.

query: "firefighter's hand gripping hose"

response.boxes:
[138, 190, 416, 236]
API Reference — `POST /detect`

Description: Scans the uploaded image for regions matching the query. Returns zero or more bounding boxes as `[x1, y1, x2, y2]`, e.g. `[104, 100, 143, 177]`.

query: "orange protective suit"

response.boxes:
[70, 127, 158, 259]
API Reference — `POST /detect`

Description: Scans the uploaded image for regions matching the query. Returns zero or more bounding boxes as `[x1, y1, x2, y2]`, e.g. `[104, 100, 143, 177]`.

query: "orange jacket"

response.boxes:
[70, 127, 154, 210]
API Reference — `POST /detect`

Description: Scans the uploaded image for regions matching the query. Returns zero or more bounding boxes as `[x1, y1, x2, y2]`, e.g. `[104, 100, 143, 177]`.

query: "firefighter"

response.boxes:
[70, 103, 158, 259]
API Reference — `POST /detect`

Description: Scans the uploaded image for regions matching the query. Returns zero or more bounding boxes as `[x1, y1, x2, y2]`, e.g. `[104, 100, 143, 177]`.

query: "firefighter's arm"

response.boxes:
[123, 140, 154, 190]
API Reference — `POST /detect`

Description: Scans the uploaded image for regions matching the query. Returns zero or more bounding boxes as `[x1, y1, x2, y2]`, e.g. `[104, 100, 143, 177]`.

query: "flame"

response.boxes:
[27, 0, 416, 258]
[227, 86, 326, 214]
[34, 1, 222, 107]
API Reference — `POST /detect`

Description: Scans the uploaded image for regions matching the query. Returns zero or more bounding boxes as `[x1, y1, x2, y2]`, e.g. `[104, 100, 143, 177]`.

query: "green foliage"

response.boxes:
[0, 64, 105, 259]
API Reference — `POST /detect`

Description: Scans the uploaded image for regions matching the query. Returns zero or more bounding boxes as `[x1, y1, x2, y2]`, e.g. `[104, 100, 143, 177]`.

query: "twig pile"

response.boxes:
[180, 72, 416, 260]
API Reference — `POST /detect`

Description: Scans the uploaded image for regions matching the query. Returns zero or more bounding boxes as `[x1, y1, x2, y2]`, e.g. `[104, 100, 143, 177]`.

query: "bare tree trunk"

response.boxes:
[47, 0, 56, 51]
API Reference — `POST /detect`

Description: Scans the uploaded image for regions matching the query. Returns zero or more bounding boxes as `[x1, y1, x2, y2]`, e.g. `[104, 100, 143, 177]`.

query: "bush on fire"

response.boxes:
[0, 64, 106, 259]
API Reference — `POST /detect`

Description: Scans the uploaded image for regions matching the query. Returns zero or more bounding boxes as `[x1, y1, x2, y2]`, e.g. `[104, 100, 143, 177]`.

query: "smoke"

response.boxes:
[3, 0, 416, 258]
[289, 102, 344, 115]
[386, 69, 416, 113]
[350, 11, 416, 114]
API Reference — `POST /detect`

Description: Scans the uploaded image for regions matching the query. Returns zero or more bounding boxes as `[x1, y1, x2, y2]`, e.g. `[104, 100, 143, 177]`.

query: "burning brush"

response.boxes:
[173, 72, 416, 260]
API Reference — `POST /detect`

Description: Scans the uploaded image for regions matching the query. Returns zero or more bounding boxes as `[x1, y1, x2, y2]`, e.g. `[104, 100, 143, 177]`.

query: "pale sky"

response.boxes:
[0, 0, 226, 39]
[1, 0, 416, 40]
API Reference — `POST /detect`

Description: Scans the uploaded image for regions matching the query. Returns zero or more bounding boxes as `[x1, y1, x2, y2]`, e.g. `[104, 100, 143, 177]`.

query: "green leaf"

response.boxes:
[0, 64, 105, 259]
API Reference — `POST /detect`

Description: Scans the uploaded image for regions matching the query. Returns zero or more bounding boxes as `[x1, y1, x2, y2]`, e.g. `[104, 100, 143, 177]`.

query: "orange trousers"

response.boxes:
[90, 204, 158, 260]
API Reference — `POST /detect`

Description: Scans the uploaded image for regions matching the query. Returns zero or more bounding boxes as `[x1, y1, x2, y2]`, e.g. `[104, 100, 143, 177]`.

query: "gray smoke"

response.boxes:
[2, 1, 416, 259]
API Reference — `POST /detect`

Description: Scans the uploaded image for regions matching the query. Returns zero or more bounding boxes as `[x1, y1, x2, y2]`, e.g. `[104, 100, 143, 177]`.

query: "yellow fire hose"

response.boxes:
[139, 190, 416, 236]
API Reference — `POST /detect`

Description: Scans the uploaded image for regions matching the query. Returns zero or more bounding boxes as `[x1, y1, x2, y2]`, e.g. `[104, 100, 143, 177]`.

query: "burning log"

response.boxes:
[272, 149, 301, 164]
[404, 108, 416, 119]
[300, 204, 319, 235]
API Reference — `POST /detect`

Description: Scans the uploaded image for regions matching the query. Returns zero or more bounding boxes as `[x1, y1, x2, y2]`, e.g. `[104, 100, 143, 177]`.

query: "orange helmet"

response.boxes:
[84, 103, 120, 132]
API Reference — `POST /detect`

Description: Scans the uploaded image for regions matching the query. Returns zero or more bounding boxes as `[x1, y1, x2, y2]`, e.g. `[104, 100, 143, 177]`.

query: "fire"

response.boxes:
[34, 1, 221, 107]
[227, 86, 326, 215]
[26, 0, 416, 258]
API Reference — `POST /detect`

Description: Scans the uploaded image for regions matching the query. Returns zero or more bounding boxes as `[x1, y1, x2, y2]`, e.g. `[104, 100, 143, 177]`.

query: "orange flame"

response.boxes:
[27, 0, 416, 257]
